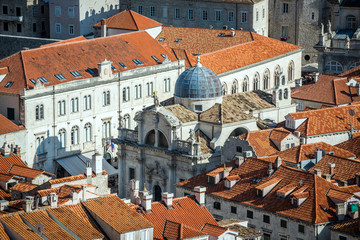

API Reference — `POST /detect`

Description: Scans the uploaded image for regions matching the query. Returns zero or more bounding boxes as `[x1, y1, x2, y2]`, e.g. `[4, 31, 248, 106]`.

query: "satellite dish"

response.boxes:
[349, 109, 355, 116]
[36, 222, 44, 232]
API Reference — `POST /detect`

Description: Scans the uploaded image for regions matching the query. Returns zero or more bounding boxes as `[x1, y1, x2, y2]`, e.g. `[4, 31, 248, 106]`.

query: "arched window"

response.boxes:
[263, 69, 270, 90]
[274, 65, 281, 87]
[346, 15, 357, 29]
[124, 114, 130, 129]
[163, 78, 170, 92]
[231, 79, 238, 94]
[222, 83, 228, 95]
[103, 91, 110, 106]
[36, 104, 44, 120]
[71, 126, 79, 145]
[57, 100, 66, 116]
[350, 62, 360, 70]
[84, 123, 92, 142]
[279, 89, 283, 100]
[146, 82, 153, 96]
[71, 98, 79, 113]
[135, 84, 142, 99]
[325, 61, 343, 73]
[243, 76, 249, 92]
[122, 87, 130, 102]
[58, 129, 66, 148]
[103, 121, 111, 138]
[284, 88, 289, 99]
[134, 111, 141, 128]
[145, 130, 155, 146]
[253, 73, 260, 90]
[83, 95, 91, 110]
[158, 130, 169, 148]
[36, 136, 45, 154]
[288, 61, 294, 82]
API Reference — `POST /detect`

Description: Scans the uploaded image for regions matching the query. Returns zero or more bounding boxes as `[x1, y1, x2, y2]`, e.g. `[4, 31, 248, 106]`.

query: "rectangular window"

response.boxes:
[33, 23, 36, 32]
[298, 224, 305, 233]
[280, 219, 287, 228]
[195, 105, 203, 111]
[68, 7, 74, 18]
[55, 23, 61, 33]
[283, 3, 289, 13]
[7, 108, 14, 120]
[231, 206, 237, 214]
[129, 168, 135, 181]
[228, 11, 234, 22]
[55, 6, 61, 17]
[3, 22, 8, 31]
[174, 8, 180, 19]
[188, 9, 193, 20]
[213, 202, 221, 209]
[241, 12, 247, 23]
[33, 6, 37, 16]
[263, 215, 270, 223]
[256, 10, 259, 21]
[236, 146, 242, 152]
[311, 12, 315, 20]
[291, 143, 295, 148]
[339, 236, 347, 240]
[263, 8, 265, 18]
[150, 6, 155, 17]
[263, 233, 271, 240]
[286, 144, 289, 149]
[215, 10, 221, 21]
[138, 5, 143, 14]
[16, 7, 21, 17]
[2, 5, 8, 14]
[17, 24, 22, 33]
[247, 210, 253, 219]
[69, 24, 74, 35]
[202, 10, 208, 21]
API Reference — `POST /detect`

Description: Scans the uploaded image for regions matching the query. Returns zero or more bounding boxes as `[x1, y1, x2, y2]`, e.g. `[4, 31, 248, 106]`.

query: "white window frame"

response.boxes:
[55, 23, 61, 34]
[241, 11, 247, 23]
[55, 6, 61, 17]
[103, 121, 111, 138]
[228, 11, 234, 22]
[215, 10, 221, 22]
[68, 7, 74, 18]
[68, 24, 74, 35]
[71, 126, 79, 145]
[58, 129, 66, 148]
[202, 10, 208, 21]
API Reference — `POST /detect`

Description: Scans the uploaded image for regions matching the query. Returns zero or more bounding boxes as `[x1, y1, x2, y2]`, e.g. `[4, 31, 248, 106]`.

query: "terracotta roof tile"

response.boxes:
[83, 195, 153, 234]
[0, 214, 42, 240]
[207, 167, 232, 177]
[142, 196, 218, 240]
[177, 158, 344, 224]
[163, 220, 205, 239]
[0, 173, 13, 182]
[339, 64, 360, 78]
[269, 127, 292, 142]
[327, 189, 353, 202]
[201, 223, 228, 237]
[21, 210, 77, 240]
[255, 177, 282, 190]
[164, 104, 198, 123]
[336, 136, 360, 158]
[239, 129, 278, 157]
[0, 152, 27, 174]
[46, 207, 104, 240]
[49, 170, 107, 185]
[40, 36, 86, 48]
[9, 164, 50, 179]
[0, 114, 24, 135]
[289, 104, 360, 136]
[10, 181, 39, 192]
[94, 10, 162, 30]
[0, 31, 177, 95]
[331, 218, 360, 236]
[0, 220, 10, 240]
[219, 223, 261, 238]
[66, 203, 104, 234]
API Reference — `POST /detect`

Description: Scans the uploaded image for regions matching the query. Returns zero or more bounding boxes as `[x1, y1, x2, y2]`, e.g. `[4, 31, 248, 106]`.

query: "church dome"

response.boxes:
[174, 57, 222, 99]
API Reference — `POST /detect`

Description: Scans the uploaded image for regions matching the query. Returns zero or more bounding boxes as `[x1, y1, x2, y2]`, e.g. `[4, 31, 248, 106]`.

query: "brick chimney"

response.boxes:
[314, 169, 322, 177]
[328, 163, 335, 175]
[141, 193, 152, 212]
[162, 192, 174, 209]
[14, 145, 21, 157]
[49, 193, 58, 208]
[194, 186, 206, 206]
[101, 19, 107, 37]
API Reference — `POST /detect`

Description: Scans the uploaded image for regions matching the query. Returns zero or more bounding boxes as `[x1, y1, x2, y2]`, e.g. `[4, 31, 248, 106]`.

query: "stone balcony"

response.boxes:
[0, 15, 23, 22]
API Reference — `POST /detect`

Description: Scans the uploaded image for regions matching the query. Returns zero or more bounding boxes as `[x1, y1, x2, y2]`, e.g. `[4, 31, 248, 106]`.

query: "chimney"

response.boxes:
[336, 203, 345, 221]
[85, 159, 92, 184]
[267, 163, 274, 177]
[23, 196, 34, 213]
[314, 149, 323, 163]
[70, 190, 78, 204]
[14, 145, 21, 157]
[101, 19, 107, 37]
[82, 185, 87, 201]
[141, 192, 152, 212]
[294, 131, 301, 138]
[323, 174, 332, 181]
[92, 152, 103, 176]
[49, 193, 58, 208]
[130, 179, 139, 204]
[162, 192, 174, 209]
[231, 31, 235, 37]
[235, 156, 245, 168]
[0, 200, 9, 211]
[314, 169, 322, 177]
[314, 73, 319, 83]
[194, 186, 206, 206]
[274, 157, 282, 169]
[328, 163, 335, 175]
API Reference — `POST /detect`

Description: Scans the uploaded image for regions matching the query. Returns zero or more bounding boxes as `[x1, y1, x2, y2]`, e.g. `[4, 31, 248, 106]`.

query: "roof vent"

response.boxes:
[218, 33, 225, 37]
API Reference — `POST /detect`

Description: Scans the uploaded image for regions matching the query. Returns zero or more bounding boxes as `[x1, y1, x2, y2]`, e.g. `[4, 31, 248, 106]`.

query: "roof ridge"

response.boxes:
[19, 51, 28, 90]
[128, 10, 139, 31]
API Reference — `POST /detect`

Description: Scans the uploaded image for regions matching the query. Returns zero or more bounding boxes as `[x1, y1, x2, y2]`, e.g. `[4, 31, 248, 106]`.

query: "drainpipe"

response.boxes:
[52, 86, 56, 170]
[295, 0, 299, 45]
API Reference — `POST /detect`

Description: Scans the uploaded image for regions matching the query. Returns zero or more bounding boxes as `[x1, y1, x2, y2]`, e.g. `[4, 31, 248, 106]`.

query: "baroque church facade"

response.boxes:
[115, 57, 296, 199]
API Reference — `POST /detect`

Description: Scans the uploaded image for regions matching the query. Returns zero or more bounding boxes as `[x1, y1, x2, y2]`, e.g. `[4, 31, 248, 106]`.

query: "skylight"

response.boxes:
[218, 33, 225, 37]
[132, 59, 144, 66]
[158, 38, 165, 42]
[119, 62, 127, 68]
[161, 54, 166, 58]
[70, 71, 82, 78]
[54, 73, 66, 81]
[151, 56, 161, 63]
[86, 68, 96, 76]
[111, 65, 116, 70]
[175, 38, 182, 42]
[4, 81, 13, 88]
[38, 77, 49, 83]
[29, 78, 36, 85]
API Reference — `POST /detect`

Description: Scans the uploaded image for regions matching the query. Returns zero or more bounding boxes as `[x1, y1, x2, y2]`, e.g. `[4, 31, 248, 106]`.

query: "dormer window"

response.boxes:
[4, 81, 13, 88]
[111, 65, 116, 71]
[218, 33, 225, 37]
[54, 73, 66, 81]
[161, 54, 166, 58]
[86, 68, 96, 76]
[132, 59, 144, 66]
[208, 176, 215, 185]
[70, 71, 81, 78]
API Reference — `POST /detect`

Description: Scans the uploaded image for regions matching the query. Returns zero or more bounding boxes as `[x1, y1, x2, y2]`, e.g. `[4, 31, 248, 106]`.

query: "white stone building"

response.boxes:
[0, 31, 184, 174]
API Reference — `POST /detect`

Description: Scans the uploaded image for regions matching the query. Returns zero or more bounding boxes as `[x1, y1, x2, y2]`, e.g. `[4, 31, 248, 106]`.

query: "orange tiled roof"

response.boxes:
[289, 104, 360, 136]
[292, 75, 360, 105]
[339, 65, 360, 78]
[207, 166, 232, 177]
[49, 170, 107, 185]
[277, 142, 356, 164]
[10, 181, 38, 192]
[0, 187, 11, 201]
[94, 10, 162, 30]
[46, 207, 104, 240]
[21, 210, 77, 240]
[327, 189, 353, 202]
[0, 152, 27, 174]
[0, 214, 42, 240]
[201, 223, 228, 237]
[336, 136, 360, 158]
[83, 195, 153, 234]
[309, 155, 360, 185]
[0, 114, 24, 135]
[331, 218, 360, 236]
[269, 127, 292, 142]
[9, 164, 49, 179]
[66, 203, 104, 234]
[239, 129, 278, 157]
[0, 67, 8, 75]
[255, 177, 282, 190]
[142, 196, 218, 240]
[163, 220, 206, 239]
[0, 31, 177, 95]
[40, 36, 87, 48]
[177, 158, 346, 224]
[0, 221, 10, 240]
[0, 173, 13, 182]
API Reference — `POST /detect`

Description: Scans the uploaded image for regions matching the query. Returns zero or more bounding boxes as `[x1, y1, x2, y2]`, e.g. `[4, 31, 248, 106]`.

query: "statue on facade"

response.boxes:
[345, 35, 350, 49]
[320, 23, 324, 35]
[327, 20, 332, 33]
[119, 114, 124, 128]
[152, 92, 160, 107]
[189, 129, 196, 142]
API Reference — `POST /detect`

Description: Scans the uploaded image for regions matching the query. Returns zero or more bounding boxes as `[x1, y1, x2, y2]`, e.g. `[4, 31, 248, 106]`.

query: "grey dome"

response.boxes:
[174, 61, 222, 99]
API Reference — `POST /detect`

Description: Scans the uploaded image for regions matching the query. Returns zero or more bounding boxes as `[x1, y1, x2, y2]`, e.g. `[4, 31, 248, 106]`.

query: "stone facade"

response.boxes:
[0, 0, 49, 38]
[122, 0, 268, 36]
[49, 0, 119, 39]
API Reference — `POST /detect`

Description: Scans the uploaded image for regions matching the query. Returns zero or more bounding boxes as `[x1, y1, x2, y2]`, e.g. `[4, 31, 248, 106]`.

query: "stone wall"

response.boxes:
[0, 34, 59, 60]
